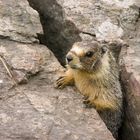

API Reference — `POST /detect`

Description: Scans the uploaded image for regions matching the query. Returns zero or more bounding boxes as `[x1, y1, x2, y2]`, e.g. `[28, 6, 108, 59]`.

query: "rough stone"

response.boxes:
[0, 39, 47, 84]
[0, 39, 115, 140]
[101, 0, 137, 8]
[120, 5, 139, 34]
[27, 0, 125, 64]
[28, 0, 139, 65]
[0, 0, 43, 43]
[95, 20, 124, 41]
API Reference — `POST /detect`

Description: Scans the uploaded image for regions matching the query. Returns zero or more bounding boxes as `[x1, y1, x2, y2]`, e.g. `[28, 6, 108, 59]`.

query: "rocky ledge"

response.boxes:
[0, 0, 115, 140]
[0, 39, 114, 140]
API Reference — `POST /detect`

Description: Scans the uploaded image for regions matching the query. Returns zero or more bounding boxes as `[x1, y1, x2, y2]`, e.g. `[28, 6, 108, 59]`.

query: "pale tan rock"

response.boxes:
[0, 39, 115, 140]
[0, 40, 48, 83]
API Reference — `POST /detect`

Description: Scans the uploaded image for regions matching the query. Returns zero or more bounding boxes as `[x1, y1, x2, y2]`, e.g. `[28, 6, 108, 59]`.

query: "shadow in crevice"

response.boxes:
[28, 0, 82, 65]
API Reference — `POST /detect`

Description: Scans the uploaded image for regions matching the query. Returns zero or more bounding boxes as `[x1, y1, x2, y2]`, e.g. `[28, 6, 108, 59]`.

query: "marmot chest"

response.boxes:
[73, 71, 97, 96]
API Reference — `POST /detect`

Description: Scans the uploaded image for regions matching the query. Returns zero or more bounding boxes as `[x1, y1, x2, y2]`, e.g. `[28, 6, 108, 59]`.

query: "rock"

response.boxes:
[0, 40, 115, 140]
[101, 0, 136, 8]
[0, 39, 47, 84]
[0, 61, 14, 100]
[119, 19, 140, 140]
[95, 20, 124, 42]
[28, 0, 138, 65]
[0, 0, 42, 43]
[120, 6, 139, 32]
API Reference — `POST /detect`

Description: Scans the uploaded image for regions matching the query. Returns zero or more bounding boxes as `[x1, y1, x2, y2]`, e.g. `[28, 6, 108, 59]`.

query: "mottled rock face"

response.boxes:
[0, 40, 48, 84]
[0, 0, 116, 139]
[0, 39, 115, 140]
[0, 0, 42, 43]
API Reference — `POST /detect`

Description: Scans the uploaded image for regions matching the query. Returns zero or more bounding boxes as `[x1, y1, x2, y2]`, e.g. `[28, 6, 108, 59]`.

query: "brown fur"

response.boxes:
[56, 41, 123, 139]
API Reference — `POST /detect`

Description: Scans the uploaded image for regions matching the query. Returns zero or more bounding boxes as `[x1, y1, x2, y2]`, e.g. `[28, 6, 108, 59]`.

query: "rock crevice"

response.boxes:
[28, 0, 82, 65]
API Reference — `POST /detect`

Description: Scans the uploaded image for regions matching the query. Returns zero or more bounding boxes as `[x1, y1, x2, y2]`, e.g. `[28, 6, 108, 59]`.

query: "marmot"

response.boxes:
[56, 41, 123, 139]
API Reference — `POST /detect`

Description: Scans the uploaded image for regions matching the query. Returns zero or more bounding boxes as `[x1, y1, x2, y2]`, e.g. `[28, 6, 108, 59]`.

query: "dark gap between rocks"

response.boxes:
[118, 80, 127, 140]
[28, 0, 82, 66]
[119, 9, 140, 140]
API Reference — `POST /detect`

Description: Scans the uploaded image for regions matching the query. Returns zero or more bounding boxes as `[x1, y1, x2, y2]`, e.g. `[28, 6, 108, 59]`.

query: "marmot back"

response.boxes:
[56, 40, 123, 139]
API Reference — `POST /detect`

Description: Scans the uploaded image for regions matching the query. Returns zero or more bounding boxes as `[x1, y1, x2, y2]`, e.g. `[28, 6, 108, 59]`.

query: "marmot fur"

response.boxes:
[56, 40, 123, 139]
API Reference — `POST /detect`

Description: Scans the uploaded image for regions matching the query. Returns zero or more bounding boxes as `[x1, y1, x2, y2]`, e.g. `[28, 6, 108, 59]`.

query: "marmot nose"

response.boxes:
[66, 54, 73, 62]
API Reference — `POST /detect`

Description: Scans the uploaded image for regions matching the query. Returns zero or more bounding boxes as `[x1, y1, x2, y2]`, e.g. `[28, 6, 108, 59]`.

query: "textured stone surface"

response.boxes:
[0, 0, 42, 43]
[95, 20, 124, 41]
[28, 0, 139, 65]
[101, 0, 138, 8]
[27, 1, 140, 139]
[0, 40, 46, 84]
[0, 40, 114, 140]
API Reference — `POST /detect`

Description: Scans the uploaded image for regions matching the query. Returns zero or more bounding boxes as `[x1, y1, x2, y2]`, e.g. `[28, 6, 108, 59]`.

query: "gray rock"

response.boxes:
[28, 0, 138, 65]
[0, 0, 42, 43]
[0, 39, 114, 140]
[120, 6, 139, 33]
[95, 20, 124, 41]
[101, 0, 137, 8]
[0, 39, 47, 84]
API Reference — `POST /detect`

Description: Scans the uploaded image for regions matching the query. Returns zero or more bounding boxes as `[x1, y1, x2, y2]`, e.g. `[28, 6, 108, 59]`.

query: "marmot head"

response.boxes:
[66, 41, 108, 72]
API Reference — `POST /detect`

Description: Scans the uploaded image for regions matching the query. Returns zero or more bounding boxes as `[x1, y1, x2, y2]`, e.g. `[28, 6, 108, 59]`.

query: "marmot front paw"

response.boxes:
[55, 76, 67, 89]
[83, 96, 95, 108]
[83, 98, 95, 108]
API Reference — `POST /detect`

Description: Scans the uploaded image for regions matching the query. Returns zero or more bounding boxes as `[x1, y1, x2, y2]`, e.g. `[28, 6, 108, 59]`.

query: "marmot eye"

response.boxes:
[85, 51, 94, 57]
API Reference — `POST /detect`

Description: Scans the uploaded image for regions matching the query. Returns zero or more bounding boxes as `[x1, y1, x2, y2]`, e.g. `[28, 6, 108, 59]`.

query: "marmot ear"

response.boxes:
[101, 45, 108, 54]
